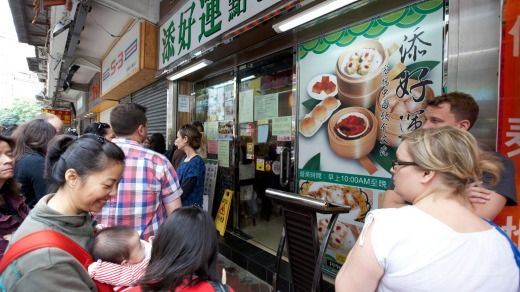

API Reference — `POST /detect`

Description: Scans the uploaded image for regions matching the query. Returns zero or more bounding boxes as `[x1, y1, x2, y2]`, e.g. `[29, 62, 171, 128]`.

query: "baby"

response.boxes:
[88, 226, 152, 289]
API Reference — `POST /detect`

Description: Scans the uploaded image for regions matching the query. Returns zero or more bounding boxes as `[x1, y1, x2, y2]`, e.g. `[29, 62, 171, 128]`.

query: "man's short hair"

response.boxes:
[110, 103, 147, 136]
[426, 91, 479, 130]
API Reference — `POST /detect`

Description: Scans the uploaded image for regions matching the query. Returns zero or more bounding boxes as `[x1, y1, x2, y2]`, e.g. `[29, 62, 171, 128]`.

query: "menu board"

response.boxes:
[297, 0, 444, 275]
[254, 93, 279, 121]
[239, 90, 254, 123]
[206, 121, 219, 140]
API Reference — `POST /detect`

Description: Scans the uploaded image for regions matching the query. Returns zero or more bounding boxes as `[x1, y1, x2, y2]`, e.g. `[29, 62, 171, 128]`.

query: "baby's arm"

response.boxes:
[88, 259, 149, 286]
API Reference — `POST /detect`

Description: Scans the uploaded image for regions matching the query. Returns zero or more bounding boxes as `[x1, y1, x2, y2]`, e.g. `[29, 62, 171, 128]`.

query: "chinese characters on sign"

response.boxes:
[496, 0, 520, 246]
[159, 0, 280, 69]
[41, 109, 72, 124]
[297, 0, 444, 275]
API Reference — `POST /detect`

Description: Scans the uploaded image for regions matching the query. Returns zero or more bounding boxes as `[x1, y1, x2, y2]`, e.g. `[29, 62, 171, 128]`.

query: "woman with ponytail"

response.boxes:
[0, 134, 125, 291]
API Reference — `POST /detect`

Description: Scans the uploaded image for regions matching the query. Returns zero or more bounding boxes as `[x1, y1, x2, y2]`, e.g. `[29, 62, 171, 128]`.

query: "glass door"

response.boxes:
[192, 72, 236, 221]
[236, 51, 296, 251]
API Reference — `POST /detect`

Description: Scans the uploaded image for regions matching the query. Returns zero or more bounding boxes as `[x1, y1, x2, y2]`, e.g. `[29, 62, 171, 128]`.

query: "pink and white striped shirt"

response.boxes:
[88, 258, 149, 288]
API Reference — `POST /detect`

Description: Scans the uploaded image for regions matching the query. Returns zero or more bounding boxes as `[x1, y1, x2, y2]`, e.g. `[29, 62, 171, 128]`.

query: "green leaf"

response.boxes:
[303, 153, 321, 170]
[369, 142, 396, 174]
[302, 98, 320, 111]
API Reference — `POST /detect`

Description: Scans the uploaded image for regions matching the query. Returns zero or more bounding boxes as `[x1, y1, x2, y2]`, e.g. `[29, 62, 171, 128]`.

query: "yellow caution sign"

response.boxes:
[215, 189, 233, 236]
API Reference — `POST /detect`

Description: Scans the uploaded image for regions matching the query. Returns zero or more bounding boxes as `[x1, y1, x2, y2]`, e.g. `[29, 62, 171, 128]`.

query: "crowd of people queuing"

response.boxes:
[0, 104, 220, 291]
[0, 91, 517, 291]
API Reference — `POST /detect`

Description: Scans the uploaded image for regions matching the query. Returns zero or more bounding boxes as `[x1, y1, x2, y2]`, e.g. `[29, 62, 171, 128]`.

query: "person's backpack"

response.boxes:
[0, 230, 118, 292]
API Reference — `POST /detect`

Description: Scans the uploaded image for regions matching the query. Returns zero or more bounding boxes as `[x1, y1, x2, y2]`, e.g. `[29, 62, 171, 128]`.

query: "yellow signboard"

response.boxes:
[215, 189, 233, 236]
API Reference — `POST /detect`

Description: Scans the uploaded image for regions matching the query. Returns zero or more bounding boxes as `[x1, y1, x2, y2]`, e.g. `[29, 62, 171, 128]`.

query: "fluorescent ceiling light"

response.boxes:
[214, 79, 235, 88]
[167, 59, 213, 81]
[241, 75, 256, 81]
[272, 0, 361, 33]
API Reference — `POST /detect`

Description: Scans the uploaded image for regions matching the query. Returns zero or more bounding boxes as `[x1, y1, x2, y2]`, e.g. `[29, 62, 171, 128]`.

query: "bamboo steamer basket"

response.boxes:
[335, 40, 399, 108]
[375, 79, 434, 147]
[337, 85, 381, 108]
[328, 107, 377, 159]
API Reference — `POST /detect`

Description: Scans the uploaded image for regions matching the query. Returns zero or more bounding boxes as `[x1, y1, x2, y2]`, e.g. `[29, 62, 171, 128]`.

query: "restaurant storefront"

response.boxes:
[158, 0, 519, 289]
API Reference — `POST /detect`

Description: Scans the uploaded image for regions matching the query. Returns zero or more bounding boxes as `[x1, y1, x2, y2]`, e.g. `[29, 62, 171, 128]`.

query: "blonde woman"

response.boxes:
[336, 126, 519, 292]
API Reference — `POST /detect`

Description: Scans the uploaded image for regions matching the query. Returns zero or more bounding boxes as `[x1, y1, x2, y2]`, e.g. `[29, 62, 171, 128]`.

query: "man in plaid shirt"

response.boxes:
[95, 103, 182, 240]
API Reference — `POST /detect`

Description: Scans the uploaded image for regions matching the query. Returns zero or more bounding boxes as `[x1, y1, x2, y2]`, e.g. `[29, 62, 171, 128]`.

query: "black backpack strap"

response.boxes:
[208, 280, 230, 292]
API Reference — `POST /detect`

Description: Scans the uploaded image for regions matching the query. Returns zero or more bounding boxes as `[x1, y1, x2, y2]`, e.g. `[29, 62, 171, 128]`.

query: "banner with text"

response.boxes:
[495, 0, 520, 246]
[297, 0, 444, 276]
[159, 0, 280, 69]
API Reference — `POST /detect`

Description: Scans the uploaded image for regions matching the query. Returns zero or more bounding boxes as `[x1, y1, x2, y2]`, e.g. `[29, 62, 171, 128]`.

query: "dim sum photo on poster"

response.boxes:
[218, 121, 234, 140]
[296, 0, 445, 275]
[298, 0, 444, 182]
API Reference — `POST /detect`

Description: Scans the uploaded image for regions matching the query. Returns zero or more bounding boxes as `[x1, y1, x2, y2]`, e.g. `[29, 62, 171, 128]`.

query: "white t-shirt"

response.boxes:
[361, 206, 519, 292]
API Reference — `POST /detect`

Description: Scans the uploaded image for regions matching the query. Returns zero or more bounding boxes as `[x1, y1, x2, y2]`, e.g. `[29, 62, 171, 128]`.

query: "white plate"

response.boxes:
[335, 112, 369, 139]
[306, 182, 361, 221]
[307, 74, 338, 100]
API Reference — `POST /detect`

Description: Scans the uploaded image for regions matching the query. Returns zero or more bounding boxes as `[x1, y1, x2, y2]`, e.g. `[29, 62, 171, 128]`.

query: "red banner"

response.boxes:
[496, 0, 520, 246]
[41, 109, 72, 125]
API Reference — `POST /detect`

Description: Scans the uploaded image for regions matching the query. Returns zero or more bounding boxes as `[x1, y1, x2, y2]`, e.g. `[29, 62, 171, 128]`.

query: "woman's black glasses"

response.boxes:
[391, 160, 417, 170]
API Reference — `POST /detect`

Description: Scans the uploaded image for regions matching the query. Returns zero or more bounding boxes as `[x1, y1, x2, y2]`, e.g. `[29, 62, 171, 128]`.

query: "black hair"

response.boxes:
[45, 134, 125, 193]
[84, 122, 111, 137]
[178, 124, 201, 150]
[0, 135, 21, 199]
[149, 133, 166, 154]
[1, 125, 18, 137]
[89, 226, 137, 264]
[110, 103, 147, 136]
[138, 206, 219, 291]
[11, 119, 56, 160]
[192, 121, 204, 132]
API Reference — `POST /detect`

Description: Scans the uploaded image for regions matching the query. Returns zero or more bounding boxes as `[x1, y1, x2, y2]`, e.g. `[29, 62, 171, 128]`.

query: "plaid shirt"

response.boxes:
[95, 138, 182, 240]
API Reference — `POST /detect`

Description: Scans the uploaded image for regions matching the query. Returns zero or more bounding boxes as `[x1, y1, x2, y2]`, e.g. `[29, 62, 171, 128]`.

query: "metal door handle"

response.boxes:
[279, 147, 290, 187]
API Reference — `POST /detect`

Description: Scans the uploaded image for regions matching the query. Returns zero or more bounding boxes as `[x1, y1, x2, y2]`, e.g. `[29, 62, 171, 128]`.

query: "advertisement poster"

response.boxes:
[496, 0, 520, 246]
[218, 121, 234, 140]
[297, 0, 444, 275]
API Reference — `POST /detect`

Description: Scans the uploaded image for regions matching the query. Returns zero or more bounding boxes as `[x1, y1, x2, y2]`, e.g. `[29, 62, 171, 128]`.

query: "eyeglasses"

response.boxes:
[391, 160, 417, 170]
